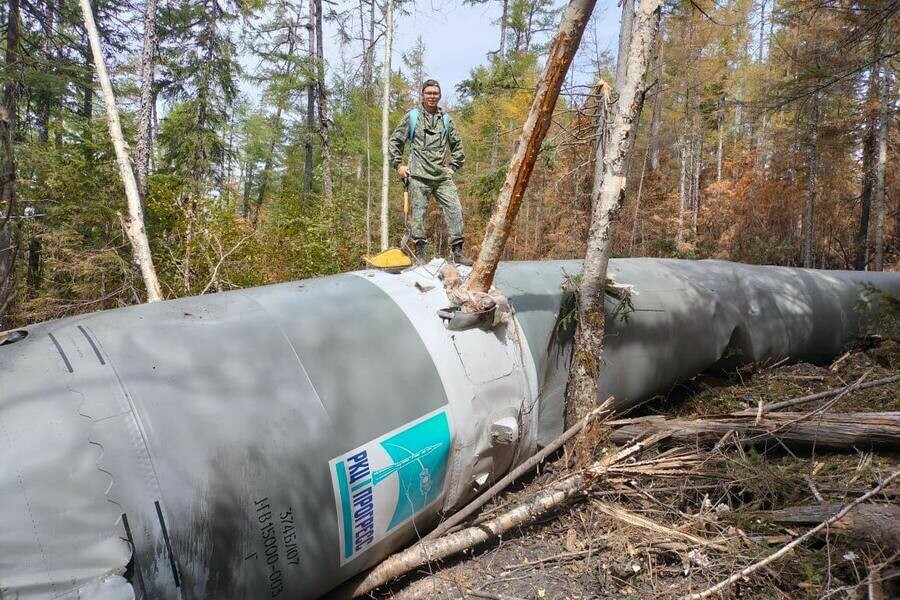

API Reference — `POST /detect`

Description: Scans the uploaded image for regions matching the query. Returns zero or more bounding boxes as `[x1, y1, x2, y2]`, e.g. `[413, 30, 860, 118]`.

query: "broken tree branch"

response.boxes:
[684, 470, 900, 600]
[734, 374, 899, 416]
[593, 501, 730, 551]
[343, 433, 669, 598]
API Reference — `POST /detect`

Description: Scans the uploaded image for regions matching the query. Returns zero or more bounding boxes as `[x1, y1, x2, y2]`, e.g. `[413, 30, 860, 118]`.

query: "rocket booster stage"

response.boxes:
[1, 259, 897, 599]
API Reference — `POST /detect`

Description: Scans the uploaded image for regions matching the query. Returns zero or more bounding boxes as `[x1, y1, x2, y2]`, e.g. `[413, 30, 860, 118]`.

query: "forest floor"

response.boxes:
[374, 342, 899, 600]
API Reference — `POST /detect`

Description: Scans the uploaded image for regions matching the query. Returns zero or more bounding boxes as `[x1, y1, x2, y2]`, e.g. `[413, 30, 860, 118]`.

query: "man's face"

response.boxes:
[422, 85, 441, 111]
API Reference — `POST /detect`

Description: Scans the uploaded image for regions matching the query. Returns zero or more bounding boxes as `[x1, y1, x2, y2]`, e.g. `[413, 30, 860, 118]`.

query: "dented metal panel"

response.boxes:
[0, 259, 897, 599]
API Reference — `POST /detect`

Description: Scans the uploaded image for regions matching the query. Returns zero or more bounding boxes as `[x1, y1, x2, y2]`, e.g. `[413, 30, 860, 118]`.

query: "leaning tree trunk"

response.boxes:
[379, 0, 393, 251]
[0, 0, 20, 325]
[313, 0, 333, 203]
[136, 0, 158, 199]
[466, 0, 598, 293]
[78, 0, 163, 302]
[565, 0, 662, 426]
[874, 63, 888, 272]
[803, 92, 819, 269]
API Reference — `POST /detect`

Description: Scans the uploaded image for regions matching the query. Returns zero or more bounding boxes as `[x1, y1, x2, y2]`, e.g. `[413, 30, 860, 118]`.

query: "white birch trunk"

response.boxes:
[79, 0, 163, 302]
[379, 0, 393, 251]
[565, 0, 662, 425]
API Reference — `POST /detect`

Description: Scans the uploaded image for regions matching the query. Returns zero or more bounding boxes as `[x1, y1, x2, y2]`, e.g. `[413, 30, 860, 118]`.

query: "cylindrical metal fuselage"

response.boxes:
[1, 259, 897, 599]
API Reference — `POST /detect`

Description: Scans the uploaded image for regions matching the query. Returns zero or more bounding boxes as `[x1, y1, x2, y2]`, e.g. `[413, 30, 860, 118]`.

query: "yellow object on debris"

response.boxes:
[364, 247, 413, 271]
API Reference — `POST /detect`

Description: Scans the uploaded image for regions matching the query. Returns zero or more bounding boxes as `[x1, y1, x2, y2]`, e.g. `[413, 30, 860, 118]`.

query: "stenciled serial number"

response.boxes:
[244, 497, 301, 598]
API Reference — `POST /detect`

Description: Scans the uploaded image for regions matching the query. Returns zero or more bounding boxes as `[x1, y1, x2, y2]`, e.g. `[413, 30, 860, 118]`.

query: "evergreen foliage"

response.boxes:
[0, 0, 896, 327]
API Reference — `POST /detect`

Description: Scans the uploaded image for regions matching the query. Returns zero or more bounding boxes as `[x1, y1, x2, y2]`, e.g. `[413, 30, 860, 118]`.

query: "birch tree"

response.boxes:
[565, 0, 662, 425]
[78, 0, 163, 302]
[379, 0, 394, 251]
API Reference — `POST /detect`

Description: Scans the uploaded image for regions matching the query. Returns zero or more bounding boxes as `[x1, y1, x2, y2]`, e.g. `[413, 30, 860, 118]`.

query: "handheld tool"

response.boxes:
[363, 175, 414, 271]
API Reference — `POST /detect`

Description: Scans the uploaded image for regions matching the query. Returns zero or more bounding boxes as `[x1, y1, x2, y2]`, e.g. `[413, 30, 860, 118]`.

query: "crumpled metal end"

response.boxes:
[437, 306, 497, 331]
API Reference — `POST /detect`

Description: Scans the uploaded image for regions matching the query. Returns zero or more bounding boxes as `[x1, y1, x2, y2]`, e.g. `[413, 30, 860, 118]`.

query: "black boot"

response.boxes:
[451, 241, 473, 266]
[414, 240, 427, 262]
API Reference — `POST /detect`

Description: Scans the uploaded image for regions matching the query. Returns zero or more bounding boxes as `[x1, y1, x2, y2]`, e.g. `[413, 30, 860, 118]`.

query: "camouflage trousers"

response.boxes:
[408, 176, 465, 246]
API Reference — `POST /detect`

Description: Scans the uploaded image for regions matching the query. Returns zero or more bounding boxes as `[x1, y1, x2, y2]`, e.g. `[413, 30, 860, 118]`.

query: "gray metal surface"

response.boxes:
[1, 259, 897, 599]
[597, 259, 898, 411]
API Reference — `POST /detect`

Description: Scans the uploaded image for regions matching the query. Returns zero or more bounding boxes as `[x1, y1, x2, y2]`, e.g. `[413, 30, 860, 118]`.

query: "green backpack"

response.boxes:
[407, 108, 451, 144]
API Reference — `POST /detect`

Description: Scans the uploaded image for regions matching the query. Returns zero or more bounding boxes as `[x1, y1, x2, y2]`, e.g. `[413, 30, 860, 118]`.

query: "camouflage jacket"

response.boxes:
[388, 105, 466, 181]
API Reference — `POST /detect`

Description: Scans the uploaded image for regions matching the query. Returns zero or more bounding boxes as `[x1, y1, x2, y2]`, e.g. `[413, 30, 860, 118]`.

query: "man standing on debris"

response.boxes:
[389, 79, 472, 265]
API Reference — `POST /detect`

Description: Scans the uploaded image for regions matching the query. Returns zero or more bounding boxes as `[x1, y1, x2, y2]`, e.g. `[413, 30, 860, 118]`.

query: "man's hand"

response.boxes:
[444, 166, 454, 177]
[397, 165, 410, 179]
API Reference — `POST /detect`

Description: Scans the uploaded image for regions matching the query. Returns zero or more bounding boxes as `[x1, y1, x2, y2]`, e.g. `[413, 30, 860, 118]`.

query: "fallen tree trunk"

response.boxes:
[761, 503, 900, 549]
[607, 412, 900, 450]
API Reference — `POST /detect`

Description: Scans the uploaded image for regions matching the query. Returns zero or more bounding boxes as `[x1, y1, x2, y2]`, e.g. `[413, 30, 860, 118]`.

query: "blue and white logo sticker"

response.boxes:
[329, 407, 452, 564]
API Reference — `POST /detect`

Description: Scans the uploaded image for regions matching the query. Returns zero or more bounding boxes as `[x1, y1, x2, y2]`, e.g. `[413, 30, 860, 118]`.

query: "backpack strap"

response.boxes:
[407, 109, 419, 143]
[408, 108, 452, 143]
